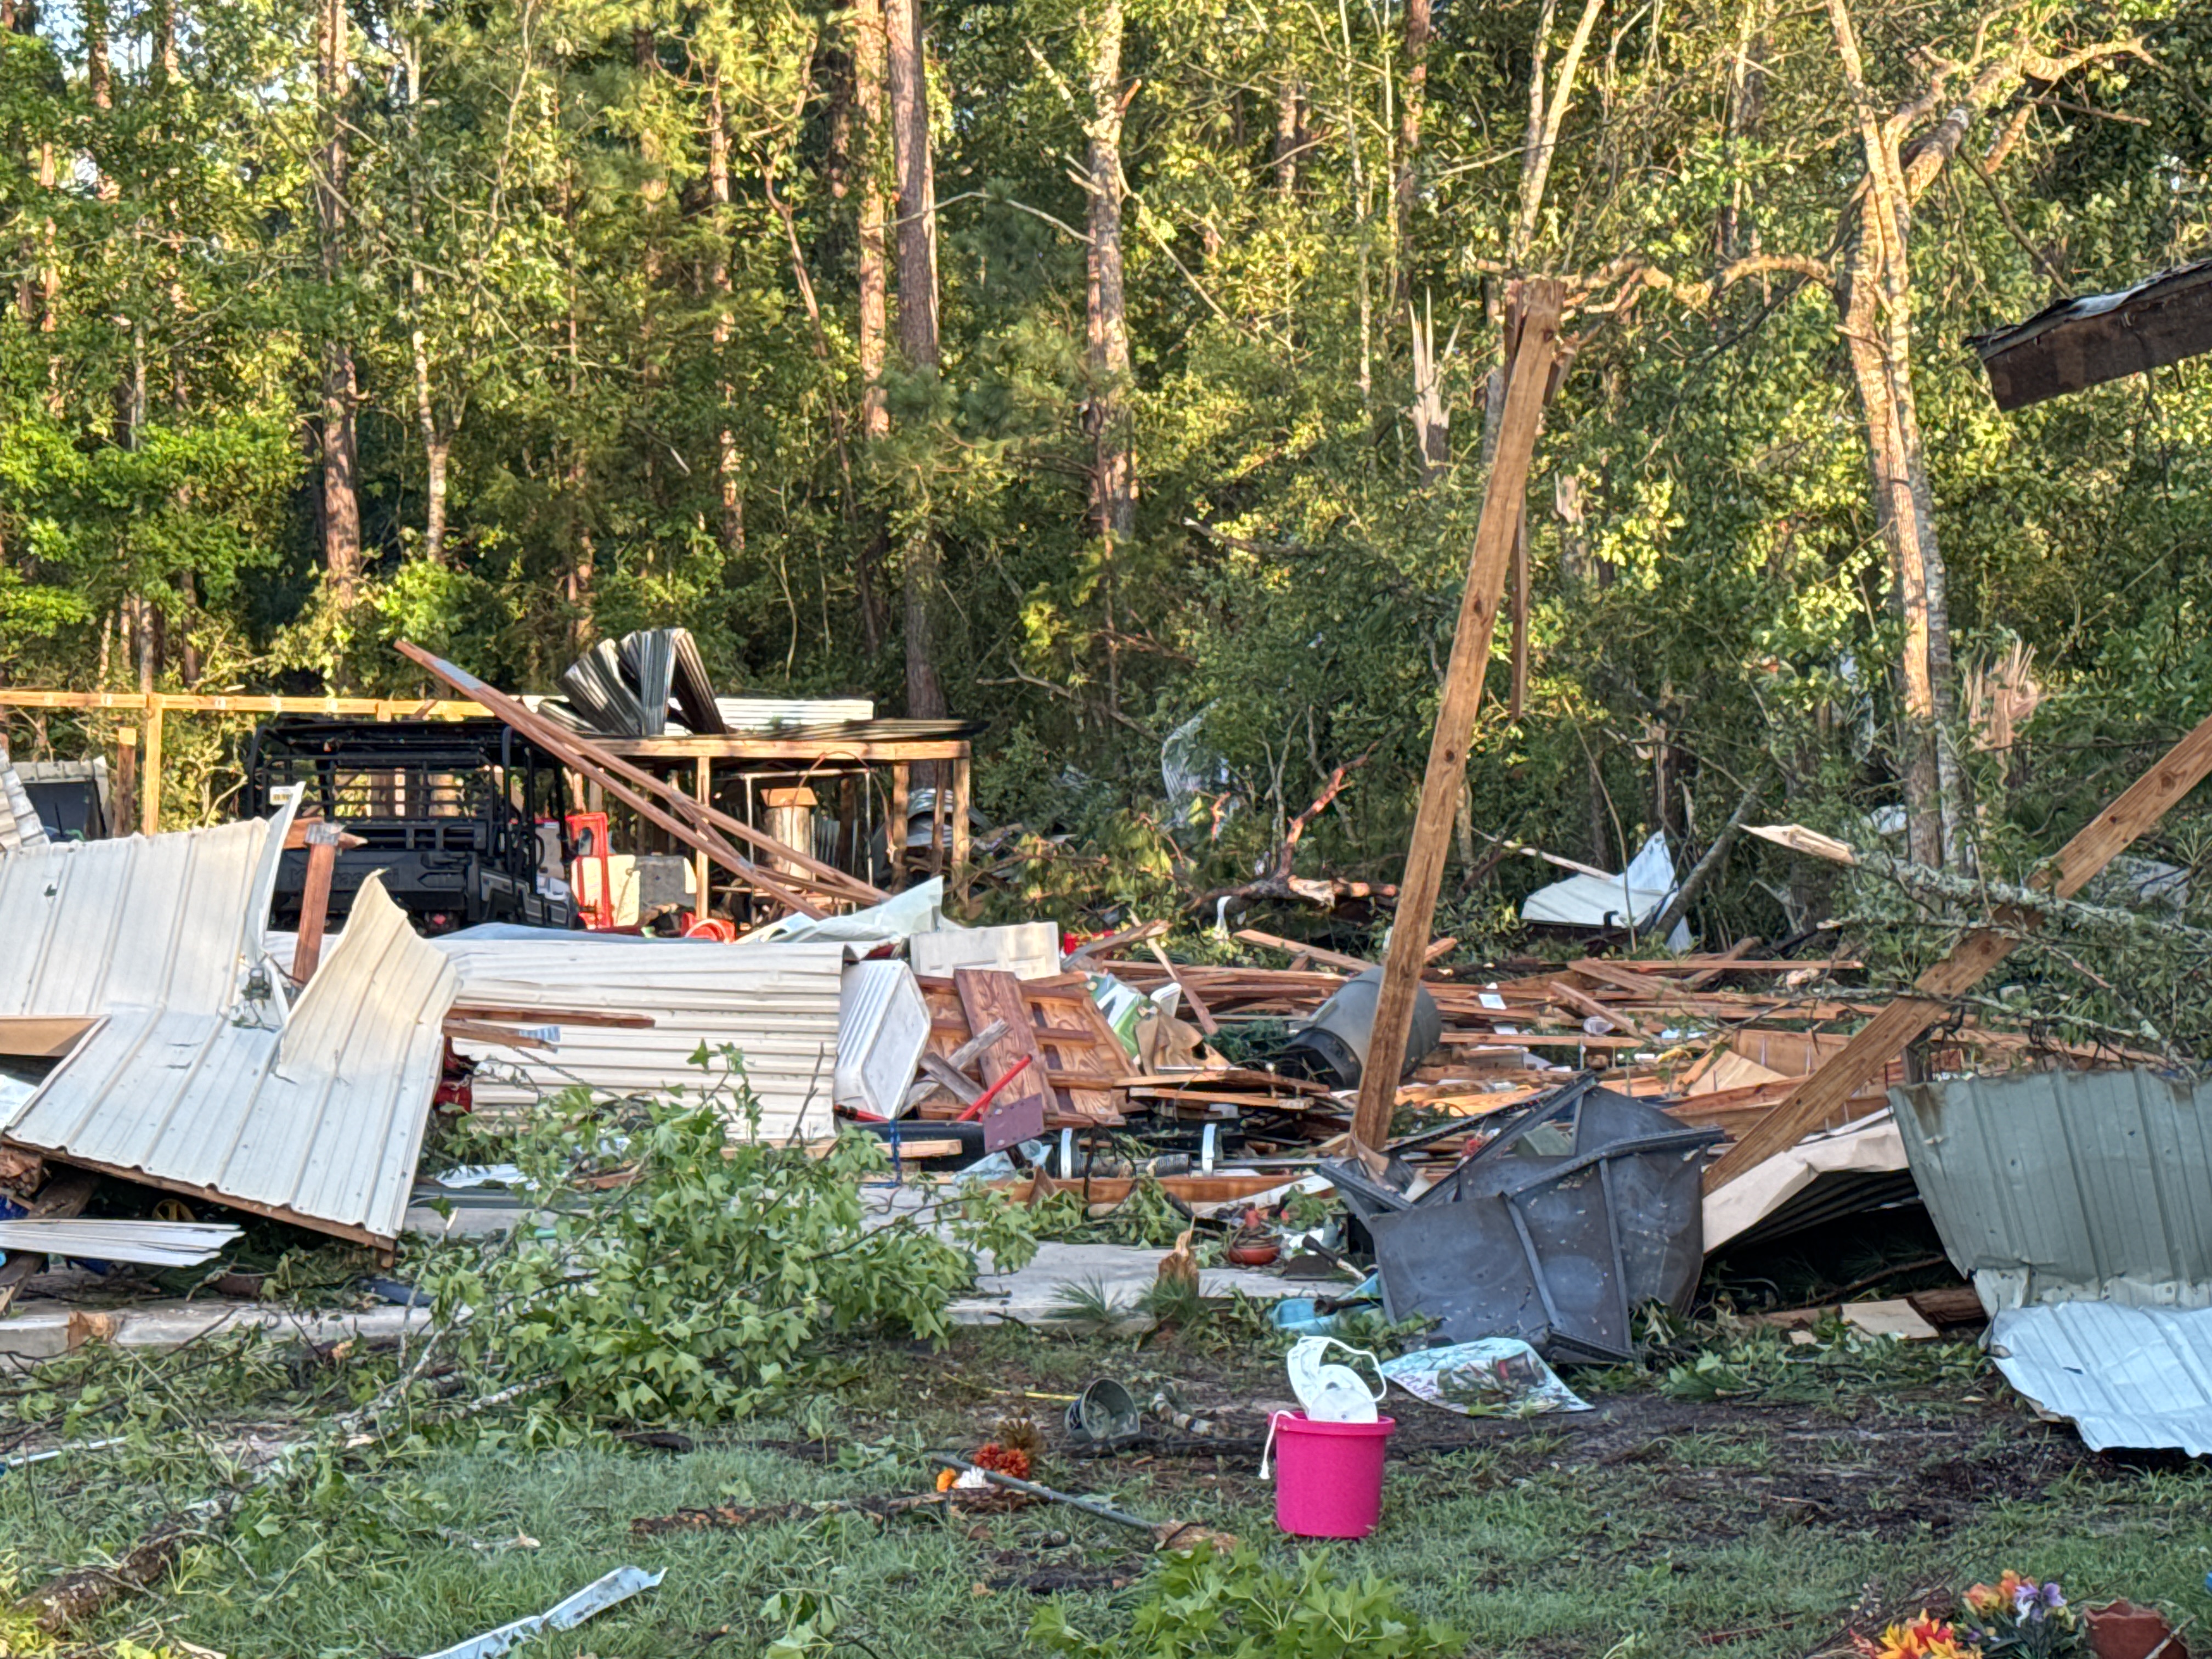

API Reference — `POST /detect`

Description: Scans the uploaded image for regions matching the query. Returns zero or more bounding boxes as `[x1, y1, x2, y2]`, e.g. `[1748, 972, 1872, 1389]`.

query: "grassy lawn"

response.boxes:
[2, 1318, 2208, 1657]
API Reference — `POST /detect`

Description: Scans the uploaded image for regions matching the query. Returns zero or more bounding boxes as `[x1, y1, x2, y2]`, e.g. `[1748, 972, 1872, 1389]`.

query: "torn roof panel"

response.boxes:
[0, 816, 283, 1019]
[5, 871, 454, 1246]
[0, 759, 49, 851]
[1988, 1301, 2212, 1455]
[1966, 258, 2212, 410]
[1892, 1067, 2212, 1314]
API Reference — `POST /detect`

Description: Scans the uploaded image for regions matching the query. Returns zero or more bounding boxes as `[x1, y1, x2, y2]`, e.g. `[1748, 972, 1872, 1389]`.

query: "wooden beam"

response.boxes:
[888, 763, 910, 887]
[0, 689, 484, 718]
[1704, 708, 2212, 1192]
[693, 755, 712, 930]
[396, 640, 881, 905]
[1148, 940, 1220, 1036]
[114, 725, 137, 836]
[950, 753, 972, 902]
[392, 642, 857, 918]
[139, 693, 163, 836]
[290, 820, 343, 981]
[448, 1004, 654, 1029]
[1234, 928, 1373, 974]
[1549, 978, 1652, 1039]
[1352, 280, 1565, 1152]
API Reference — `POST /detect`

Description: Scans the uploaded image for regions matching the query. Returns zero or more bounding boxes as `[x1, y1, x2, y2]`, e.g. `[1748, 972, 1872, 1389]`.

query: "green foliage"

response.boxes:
[1655, 1315, 1988, 1405]
[416, 1060, 1039, 1422]
[0, 0, 2208, 979]
[1029, 1544, 1462, 1659]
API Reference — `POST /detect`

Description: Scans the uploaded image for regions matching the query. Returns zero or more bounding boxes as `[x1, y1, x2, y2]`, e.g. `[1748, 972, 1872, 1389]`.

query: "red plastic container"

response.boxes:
[1268, 1410, 1396, 1538]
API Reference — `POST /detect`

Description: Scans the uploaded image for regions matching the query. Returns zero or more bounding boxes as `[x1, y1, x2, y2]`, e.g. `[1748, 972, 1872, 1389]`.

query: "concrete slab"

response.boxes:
[0, 1300, 433, 1362]
[952, 1240, 1296, 1325]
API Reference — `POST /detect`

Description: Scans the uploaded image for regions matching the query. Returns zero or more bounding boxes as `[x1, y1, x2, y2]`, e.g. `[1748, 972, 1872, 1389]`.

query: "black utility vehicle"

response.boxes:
[240, 718, 575, 933]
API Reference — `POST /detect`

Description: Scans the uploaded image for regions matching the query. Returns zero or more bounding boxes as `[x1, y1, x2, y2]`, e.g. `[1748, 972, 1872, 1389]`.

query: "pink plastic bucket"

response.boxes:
[1269, 1411, 1396, 1538]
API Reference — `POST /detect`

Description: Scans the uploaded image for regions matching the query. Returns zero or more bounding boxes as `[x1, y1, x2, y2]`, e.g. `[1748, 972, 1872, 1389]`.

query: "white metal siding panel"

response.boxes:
[7, 874, 453, 1243]
[435, 938, 844, 1138]
[0, 819, 273, 1018]
[1989, 1301, 2212, 1453]
[1893, 1068, 2212, 1312]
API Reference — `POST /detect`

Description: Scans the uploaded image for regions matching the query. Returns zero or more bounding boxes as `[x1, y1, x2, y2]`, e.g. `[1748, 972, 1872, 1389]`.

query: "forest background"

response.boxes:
[2, 0, 2209, 957]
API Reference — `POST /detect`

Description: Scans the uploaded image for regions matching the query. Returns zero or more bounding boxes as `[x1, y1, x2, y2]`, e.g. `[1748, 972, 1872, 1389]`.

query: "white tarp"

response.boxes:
[1521, 832, 1691, 950]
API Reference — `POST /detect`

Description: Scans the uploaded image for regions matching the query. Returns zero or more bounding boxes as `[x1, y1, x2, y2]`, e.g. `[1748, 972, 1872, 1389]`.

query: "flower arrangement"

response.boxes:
[1852, 1576, 2082, 1659]
[1962, 1572, 2081, 1657]
[1855, 1612, 1981, 1659]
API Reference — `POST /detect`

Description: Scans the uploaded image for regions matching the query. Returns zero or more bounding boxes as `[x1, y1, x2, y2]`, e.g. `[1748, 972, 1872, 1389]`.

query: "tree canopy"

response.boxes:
[2, 0, 2209, 945]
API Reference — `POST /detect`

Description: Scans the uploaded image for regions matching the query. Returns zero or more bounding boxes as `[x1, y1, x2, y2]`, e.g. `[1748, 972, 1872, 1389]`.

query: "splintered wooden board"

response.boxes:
[953, 969, 1052, 1150]
[922, 977, 1127, 1127]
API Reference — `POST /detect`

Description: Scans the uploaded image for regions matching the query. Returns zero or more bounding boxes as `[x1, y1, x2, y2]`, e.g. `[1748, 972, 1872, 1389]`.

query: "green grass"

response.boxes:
[2, 1322, 2209, 1657]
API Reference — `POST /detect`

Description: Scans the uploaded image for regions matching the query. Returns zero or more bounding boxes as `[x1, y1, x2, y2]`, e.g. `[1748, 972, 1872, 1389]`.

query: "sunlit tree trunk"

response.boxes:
[1084, 0, 1133, 716]
[885, 0, 945, 721]
[1827, 0, 1964, 870]
[850, 0, 890, 654]
[317, 0, 362, 620]
[706, 61, 743, 558]
[1391, 0, 1429, 309]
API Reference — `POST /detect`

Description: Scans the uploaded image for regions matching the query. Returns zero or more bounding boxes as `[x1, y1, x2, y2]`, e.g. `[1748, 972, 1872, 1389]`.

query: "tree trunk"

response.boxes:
[410, 331, 449, 565]
[706, 63, 743, 557]
[885, 0, 945, 722]
[1085, 0, 1134, 715]
[317, 0, 362, 618]
[1828, 0, 1962, 870]
[1272, 78, 1301, 199]
[850, 0, 890, 655]
[152, 0, 177, 86]
[1392, 0, 1431, 308]
[86, 0, 115, 200]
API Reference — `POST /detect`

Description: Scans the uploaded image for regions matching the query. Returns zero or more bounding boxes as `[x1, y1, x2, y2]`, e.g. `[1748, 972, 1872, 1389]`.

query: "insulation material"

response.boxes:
[432, 934, 845, 1139]
[1701, 1113, 1910, 1252]
[911, 922, 1062, 981]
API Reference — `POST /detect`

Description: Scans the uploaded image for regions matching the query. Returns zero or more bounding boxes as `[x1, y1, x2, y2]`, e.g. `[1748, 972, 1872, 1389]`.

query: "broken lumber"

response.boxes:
[397, 641, 882, 916]
[1706, 709, 2212, 1192]
[1353, 279, 1565, 1152]
[0, 1166, 100, 1318]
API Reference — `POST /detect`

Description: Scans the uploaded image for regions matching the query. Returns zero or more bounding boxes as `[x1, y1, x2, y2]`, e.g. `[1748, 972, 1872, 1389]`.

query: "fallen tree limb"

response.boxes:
[1707, 711, 2212, 1193]
[1752, 823, 2212, 949]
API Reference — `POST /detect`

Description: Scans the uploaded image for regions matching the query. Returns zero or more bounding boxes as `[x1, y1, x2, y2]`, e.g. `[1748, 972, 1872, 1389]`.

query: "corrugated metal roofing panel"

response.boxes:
[0, 760, 48, 851]
[1892, 1068, 2212, 1313]
[432, 936, 844, 1138]
[7, 875, 454, 1244]
[1988, 1301, 2212, 1454]
[0, 816, 280, 1018]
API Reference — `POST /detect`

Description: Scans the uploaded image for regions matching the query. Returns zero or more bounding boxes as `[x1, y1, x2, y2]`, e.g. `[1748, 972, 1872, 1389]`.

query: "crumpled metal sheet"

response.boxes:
[421, 1566, 665, 1659]
[1892, 1068, 2212, 1314]
[1988, 1301, 2212, 1455]
[1369, 1081, 1718, 1363]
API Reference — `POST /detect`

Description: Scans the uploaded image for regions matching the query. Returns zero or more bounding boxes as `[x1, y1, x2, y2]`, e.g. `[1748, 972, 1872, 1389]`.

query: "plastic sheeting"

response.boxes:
[1520, 833, 1692, 950]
